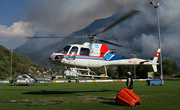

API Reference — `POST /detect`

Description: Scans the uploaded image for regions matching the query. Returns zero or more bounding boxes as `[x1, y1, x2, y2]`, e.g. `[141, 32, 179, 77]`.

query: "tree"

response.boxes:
[107, 67, 117, 78]
[162, 58, 180, 75]
[135, 65, 153, 78]
[117, 65, 134, 78]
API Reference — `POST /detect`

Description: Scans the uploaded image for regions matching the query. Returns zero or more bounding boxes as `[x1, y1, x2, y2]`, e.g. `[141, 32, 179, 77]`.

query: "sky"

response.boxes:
[0, 0, 117, 49]
[0, 0, 180, 67]
[0, 0, 34, 49]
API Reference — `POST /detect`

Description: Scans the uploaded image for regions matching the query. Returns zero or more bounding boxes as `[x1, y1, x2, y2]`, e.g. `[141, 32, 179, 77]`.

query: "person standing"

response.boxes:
[126, 72, 133, 90]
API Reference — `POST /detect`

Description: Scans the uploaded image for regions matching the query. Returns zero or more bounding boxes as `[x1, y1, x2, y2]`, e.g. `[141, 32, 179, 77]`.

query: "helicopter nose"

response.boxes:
[55, 55, 64, 62]
[49, 55, 56, 61]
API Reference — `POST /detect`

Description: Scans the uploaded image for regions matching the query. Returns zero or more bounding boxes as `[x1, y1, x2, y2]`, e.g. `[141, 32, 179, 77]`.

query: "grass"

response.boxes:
[0, 81, 180, 110]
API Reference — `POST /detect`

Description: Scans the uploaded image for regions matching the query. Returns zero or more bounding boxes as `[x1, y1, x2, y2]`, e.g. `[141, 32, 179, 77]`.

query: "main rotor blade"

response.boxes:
[26, 36, 67, 39]
[98, 38, 123, 47]
[96, 10, 140, 35]
[26, 36, 85, 39]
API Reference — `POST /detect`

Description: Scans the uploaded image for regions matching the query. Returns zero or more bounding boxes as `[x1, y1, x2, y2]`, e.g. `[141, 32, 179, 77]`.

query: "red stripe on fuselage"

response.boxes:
[49, 55, 57, 57]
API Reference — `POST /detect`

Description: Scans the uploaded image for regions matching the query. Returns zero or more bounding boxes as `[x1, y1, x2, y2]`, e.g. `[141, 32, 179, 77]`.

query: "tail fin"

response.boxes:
[152, 48, 161, 63]
[152, 48, 161, 72]
[143, 49, 161, 72]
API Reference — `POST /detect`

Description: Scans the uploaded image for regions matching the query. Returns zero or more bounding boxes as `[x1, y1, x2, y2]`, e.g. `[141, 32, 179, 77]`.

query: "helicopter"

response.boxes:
[9, 74, 56, 86]
[48, 42, 160, 77]
[27, 10, 161, 78]
[9, 74, 37, 86]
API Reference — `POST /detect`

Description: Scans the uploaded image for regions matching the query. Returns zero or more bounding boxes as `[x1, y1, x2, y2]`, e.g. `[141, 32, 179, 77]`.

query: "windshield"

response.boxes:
[69, 46, 78, 55]
[57, 45, 71, 54]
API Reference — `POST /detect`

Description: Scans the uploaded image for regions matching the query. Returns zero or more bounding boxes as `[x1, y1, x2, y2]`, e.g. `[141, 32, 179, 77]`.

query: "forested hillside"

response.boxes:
[0, 45, 50, 79]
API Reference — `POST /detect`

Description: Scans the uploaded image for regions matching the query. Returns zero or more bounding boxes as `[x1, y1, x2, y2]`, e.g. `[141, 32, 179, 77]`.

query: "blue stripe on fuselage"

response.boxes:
[64, 55, 132, 61]
[75, 56, 104, 60]
[109, 55, 131, 61]
[103, 51, 132, 61]
[103, 51, 113, 60]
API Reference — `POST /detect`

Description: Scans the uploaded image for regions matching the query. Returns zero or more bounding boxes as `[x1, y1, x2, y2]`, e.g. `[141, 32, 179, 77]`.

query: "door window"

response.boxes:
[80, 48, 90, 55]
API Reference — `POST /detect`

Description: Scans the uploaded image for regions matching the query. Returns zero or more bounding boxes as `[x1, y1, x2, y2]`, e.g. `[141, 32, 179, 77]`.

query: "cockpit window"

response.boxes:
[80, 48, 90, 55]
[69, 46, 78, 55]
[57, 45, 71, 54]
[23, 76, 28, 78]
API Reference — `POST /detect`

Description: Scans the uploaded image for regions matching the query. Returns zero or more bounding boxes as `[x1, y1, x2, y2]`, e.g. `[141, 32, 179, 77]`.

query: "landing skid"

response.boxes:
[69, 66, 109, 78]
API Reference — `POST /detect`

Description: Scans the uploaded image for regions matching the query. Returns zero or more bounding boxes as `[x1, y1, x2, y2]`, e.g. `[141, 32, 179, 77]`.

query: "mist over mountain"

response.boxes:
[14, 31, 60, 55]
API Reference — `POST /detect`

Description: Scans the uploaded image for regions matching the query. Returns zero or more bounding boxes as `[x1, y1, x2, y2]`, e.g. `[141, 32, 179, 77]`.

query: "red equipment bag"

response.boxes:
[115, 88, 141, 107]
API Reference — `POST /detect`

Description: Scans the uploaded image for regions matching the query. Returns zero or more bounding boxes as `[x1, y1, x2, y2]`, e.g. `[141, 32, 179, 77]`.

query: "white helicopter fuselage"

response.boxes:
[49, 42, 160, 72]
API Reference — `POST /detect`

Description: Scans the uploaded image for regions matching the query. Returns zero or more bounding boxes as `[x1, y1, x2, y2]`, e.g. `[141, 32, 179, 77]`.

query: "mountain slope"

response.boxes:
[0, 45, 50, 78]
[14, 31, 60, 55]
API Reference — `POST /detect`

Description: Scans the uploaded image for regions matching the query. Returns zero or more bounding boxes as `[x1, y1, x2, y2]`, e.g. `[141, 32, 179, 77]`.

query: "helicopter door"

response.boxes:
[67, 46, 78, 60]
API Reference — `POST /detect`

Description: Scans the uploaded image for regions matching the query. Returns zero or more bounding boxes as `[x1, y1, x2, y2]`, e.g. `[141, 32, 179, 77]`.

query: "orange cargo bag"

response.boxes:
[115, 88, 141, 107]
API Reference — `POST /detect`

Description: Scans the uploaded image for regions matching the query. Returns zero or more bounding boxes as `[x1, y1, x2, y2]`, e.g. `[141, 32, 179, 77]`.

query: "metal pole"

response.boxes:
[134, 65, 136, 79]
[130, 53, 136, 79]
[10, 49, 12, 79]
[150, 2, 163, 85]
[133, 54, 136, 79]
[157, 7, 163, 85]
[10, 49, 14, 79]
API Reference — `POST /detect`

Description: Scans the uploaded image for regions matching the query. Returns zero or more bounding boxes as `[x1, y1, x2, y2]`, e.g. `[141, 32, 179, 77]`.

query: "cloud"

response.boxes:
[26, 0, 117, 36]
[0, 21, 38, 49]
[0, 21, 37, 37]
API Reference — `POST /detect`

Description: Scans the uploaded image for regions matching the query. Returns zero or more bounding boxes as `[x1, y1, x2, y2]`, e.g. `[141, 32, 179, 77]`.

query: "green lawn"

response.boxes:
[0, 81, 180, 110]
